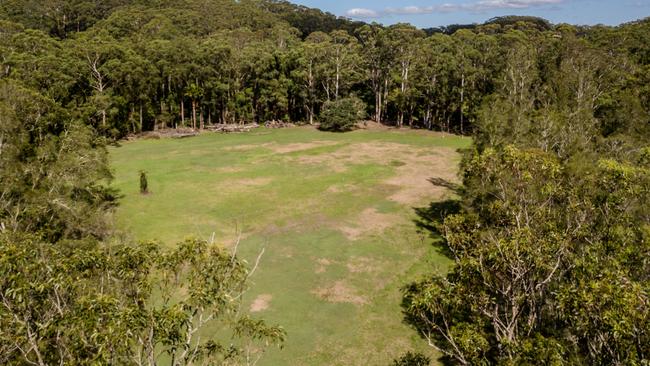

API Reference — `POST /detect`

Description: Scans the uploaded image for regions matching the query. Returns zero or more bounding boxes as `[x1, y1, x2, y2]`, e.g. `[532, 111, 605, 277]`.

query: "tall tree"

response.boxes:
[385, 24, 425, 127]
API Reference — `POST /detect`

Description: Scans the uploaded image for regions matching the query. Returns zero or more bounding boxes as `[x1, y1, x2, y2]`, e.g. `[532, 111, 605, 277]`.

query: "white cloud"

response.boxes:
[345, 0, 564, 18]
[472, 0, 563, 10]
[345, 8, 381, 18]
[384, 4, 461, 15]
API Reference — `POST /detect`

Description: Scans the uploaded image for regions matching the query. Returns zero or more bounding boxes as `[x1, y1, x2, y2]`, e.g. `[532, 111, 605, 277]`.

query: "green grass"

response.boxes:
[110, 126, 470, 365]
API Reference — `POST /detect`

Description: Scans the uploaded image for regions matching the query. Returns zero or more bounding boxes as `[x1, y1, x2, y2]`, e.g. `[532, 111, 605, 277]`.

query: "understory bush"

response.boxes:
[319, 96, 366, 132]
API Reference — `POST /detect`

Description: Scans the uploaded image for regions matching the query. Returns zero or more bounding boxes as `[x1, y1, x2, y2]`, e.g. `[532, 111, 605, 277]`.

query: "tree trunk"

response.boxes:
[191, 100, 197, 130]
[372, 68, 382, 123]
[383, 78, 389, 124]
[139, 103, 143, 132]
[308, 61, 315, 125]
[130, 105, 136, 133]
[335, 56, 340, 100]
[375, 83, 382, 123]
[160, 100, 165, 129]
[460, 72, 465, 134]
[180, 98, 185, 127]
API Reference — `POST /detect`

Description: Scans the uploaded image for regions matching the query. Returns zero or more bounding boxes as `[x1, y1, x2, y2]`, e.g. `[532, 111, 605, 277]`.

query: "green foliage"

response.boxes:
[405, 145, 650, 364]
[392, 351, 431, 366]
[0, 80, 116, 241]
[404, 24, 650, 363]
[318, 96, 366, 131]
[0, 235, 285, 365]
[402, 18, 650, 365]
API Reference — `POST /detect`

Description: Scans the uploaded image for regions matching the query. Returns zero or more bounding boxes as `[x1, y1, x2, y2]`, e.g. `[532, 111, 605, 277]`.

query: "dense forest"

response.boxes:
[1, 0, 647, 137]
[1, 0, 649, 364]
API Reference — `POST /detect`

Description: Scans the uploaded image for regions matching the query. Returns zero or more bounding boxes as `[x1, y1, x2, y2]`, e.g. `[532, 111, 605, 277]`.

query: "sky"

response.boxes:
[290, 0, 650, 28]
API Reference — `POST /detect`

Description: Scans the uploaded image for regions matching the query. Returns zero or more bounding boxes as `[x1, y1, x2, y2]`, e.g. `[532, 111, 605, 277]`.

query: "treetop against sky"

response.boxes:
[292, 0, 650, 28]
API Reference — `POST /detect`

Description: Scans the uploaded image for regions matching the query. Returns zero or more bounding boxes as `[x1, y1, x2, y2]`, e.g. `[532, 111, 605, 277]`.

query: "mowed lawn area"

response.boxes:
[110, 126, 470, 365]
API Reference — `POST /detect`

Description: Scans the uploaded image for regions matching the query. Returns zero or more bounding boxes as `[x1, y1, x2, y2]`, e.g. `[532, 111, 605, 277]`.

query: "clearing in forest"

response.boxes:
[110, 126, 469, 365]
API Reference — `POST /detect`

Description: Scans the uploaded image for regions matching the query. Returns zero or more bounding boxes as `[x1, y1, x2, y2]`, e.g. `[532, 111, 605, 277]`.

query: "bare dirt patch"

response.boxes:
[315, 258, 333, 274]
[250, 294, 273, 312]
[312, 281, 367, 305]
[339, 208, 402, 241]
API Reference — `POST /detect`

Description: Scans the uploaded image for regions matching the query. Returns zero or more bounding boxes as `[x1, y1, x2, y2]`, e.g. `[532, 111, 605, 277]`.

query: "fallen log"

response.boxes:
[206, 123, 259, 133]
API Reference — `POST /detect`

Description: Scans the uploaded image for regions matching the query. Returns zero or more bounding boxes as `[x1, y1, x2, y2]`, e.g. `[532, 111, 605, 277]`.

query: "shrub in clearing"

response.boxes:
[140, 170, 149, 194]
[319, 96, 366, 132]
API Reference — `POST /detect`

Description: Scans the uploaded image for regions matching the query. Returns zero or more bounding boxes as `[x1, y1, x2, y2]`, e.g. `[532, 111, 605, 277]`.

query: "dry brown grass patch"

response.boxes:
[315, 258, 333, 274]
[270, 141, 338, 154]
[233, 177, 273, 187]
[339, 208, 401, 241]
[346, 256, 380, 273]
[293, 142, 459, 205]
[312, 281, 367, 305]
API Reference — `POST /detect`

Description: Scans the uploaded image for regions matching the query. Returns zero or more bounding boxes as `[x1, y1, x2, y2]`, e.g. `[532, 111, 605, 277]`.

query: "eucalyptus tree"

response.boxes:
[413, 33, 455, 130]
[197, 35, 231, 126]
[404, 145, 650, 364]
[384, 24, 425, 127]
[474, 30, 539, 147]
[450, 30, 482, 134]
[357, 23, 392, 123]
[1, 28, 76, 103]
[0, 80, 115, 241]
[69, 29, 125, 130]
[0, 235, 286, 366]
[298, 31, 332, 120]
[328, 30, 361, 100]
[185, 83, 204, 130]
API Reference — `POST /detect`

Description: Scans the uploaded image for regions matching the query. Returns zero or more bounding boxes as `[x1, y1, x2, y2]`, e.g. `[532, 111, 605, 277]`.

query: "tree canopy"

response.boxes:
[2, 1, 647, 137]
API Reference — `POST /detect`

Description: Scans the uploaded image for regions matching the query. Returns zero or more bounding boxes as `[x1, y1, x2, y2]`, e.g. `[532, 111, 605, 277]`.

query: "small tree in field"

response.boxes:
[139, 170, 148, 194]
[319, 96, 366, 132]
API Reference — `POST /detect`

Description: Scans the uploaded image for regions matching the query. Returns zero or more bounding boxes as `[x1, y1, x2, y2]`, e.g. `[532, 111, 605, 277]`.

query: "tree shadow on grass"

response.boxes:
[402, 178, 465, 366]
[413, 177, 463, 260]
[427, 177, 462, 193]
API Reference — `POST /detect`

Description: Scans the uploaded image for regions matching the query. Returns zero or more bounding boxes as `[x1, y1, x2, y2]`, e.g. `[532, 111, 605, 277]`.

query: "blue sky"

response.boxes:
[291, 0, 650, 28]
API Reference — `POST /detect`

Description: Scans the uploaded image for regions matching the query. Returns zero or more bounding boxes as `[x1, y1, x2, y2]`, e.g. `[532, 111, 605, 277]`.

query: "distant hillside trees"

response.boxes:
[1, 2, 648, 137]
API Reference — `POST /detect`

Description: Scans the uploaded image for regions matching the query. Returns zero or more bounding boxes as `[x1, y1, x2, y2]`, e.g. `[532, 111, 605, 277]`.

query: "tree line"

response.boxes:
[2, 1, 648, 138]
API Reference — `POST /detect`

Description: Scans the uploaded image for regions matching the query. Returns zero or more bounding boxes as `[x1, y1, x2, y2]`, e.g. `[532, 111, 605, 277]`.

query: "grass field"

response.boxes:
[109, 126, 470, 365]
